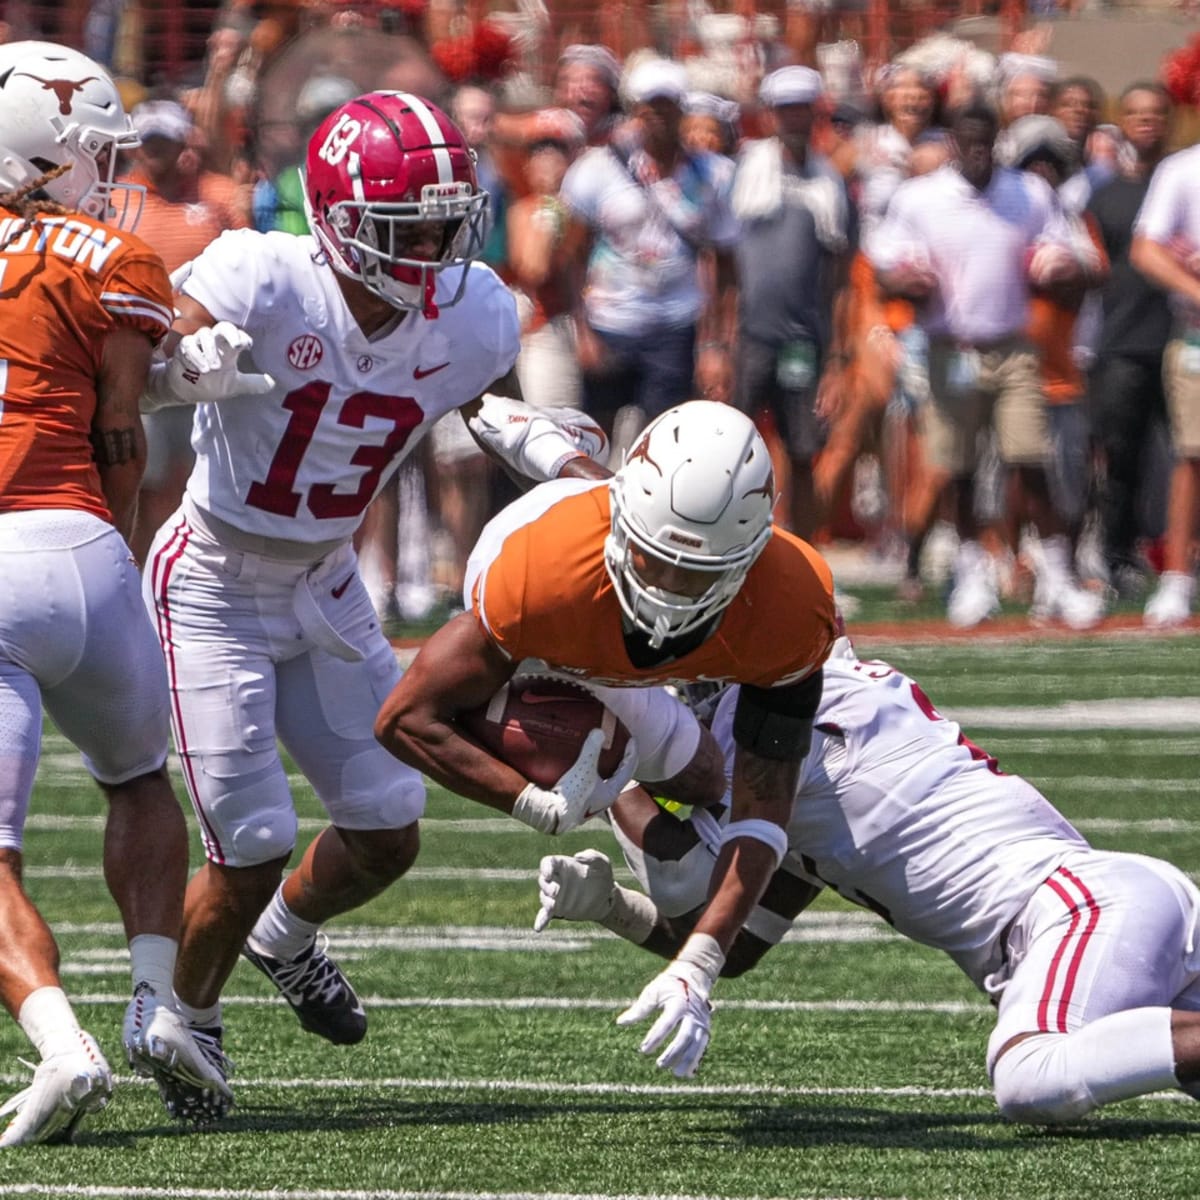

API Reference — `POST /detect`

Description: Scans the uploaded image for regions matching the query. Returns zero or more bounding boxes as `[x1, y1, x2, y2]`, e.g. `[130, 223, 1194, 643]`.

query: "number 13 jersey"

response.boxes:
[179, 228, 519, 542]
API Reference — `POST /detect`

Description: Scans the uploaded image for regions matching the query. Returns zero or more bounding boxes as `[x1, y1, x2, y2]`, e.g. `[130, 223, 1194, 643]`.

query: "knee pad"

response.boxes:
[206, 769, 298, 867]
[991, 1034, 1097, 1125]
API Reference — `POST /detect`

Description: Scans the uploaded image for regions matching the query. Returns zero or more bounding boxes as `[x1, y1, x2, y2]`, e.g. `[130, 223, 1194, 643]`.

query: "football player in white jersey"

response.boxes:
[536, 637, 1200, 1121]
[139, 90, 609, 1117]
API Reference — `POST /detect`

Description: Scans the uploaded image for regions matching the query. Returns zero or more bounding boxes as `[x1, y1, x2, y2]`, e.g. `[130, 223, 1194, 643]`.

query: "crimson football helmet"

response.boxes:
[303, 91, 489, 316]
[0, 41, 144, 228]
[605, 402, 776, 649]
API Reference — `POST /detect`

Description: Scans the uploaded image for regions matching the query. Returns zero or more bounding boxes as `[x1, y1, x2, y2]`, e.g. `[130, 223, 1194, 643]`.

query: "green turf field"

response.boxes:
[2, 631, 1199, 1200]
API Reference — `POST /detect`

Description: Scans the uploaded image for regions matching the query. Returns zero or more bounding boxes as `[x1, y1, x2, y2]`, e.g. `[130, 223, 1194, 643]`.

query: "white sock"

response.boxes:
[246, 887, 321, 961]
[175, 998, 222, 1030]
[128, 933, 177, 997]
[1071, 1006, 1179, 1107]
[1158, 571, 1196, 601]
[993, 1006, 1178, 1123]
[17, 987, 82, 1059]
[1038, 533, 1073, 588]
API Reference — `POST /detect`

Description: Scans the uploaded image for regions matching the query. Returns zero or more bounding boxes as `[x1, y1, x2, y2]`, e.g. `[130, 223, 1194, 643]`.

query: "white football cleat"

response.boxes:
[124, 985, 233, 1122]
[1030, 579, 1106, 631]
[0, 1031, 112, 1147]
[946, 542, 1000, 629]
[1144, 572, 1195, 629]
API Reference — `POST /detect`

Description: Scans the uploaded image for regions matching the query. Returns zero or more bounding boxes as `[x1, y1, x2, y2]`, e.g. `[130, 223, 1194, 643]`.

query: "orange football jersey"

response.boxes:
[473, 482, 837, 688]
[0, 209, 173, 522]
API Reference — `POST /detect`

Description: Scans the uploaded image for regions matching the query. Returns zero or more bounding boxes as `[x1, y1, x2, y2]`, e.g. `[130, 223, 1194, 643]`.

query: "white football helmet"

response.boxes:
[605, 401, 775, 648]
[0, 42, 143, 228]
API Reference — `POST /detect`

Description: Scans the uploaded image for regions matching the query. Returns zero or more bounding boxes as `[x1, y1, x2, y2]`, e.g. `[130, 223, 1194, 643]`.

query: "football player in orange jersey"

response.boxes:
[376, 400, 839, 1077]
[0, 42, 230, 1143]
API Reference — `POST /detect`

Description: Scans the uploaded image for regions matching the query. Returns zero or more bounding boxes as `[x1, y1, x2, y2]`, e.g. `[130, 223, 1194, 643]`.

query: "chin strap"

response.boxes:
[421, 271, 439, 320]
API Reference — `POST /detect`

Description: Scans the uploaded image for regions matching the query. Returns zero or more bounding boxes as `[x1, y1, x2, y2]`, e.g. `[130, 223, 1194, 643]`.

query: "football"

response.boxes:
[457, 676, 631, 789]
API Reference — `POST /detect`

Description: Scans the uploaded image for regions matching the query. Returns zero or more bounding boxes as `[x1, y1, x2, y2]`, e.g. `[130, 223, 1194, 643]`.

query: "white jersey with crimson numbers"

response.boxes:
[711, 643, 1089, 990]
[180, 228, 519, 543]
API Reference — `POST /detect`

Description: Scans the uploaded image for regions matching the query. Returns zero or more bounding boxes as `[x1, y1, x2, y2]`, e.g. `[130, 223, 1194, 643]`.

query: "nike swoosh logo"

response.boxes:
[331, 575, 354, 599]
[414, 362, 450, 380]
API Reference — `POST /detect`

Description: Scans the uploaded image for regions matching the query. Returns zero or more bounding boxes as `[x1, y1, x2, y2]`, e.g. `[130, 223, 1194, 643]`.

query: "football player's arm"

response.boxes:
[374, 612, 527, 812]
[95, 325, 153, 543]
[616, 671, 822, 1076]
[141, 294, 275, 412]
[461, 370, 611, 485]
[693, 670, 823, 951]
[375, 611, 636, 833]
[535, 841, 821, 974]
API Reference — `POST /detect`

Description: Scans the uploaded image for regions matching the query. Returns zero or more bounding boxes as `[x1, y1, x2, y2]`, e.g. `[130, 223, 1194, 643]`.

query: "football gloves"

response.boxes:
[142, 322, 276, 412]
[510, 728, 638, 835]
[617, 933, 725, 1079]
[532, 849, 616, 932]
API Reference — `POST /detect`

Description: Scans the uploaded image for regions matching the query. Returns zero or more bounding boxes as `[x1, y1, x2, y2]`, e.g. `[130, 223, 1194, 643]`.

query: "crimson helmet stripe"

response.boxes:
[393, 91, 453, 183]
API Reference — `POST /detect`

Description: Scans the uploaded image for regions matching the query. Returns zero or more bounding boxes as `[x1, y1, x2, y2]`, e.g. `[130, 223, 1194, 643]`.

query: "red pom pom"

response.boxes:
[472, 21, 517, 82]
[432, 35, 477, 82]
[1161, 33, 1200, 108]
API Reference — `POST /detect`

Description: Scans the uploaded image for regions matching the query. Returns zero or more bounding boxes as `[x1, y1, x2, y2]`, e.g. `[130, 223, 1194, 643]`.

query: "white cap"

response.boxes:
[297, 75, 359, 124]
[998, 114, 1077, 170]
[684, 91, 741, 127]
[625, 58, 688, 106]
[131, 99, 192, 143]
[759, 65, 823, 108]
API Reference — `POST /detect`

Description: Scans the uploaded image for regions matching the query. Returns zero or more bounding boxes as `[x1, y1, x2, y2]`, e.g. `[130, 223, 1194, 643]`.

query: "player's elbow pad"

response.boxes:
[467, 394, 586, 483]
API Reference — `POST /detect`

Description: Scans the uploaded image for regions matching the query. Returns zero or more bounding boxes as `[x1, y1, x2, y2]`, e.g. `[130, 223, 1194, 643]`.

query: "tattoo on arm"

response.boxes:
[90, 426, 138, 467]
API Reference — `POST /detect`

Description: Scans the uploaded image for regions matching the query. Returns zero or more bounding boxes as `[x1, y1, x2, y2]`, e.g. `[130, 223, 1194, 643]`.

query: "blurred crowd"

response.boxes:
[37, 0, 1200, 628]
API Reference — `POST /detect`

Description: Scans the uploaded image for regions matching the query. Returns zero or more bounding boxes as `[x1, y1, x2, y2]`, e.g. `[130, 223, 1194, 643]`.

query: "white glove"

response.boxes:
[617, 933, 725, 1078]
[510, 728, 639, 835]
[142, 321, 275, 411]
[539, 406, 609, 466]
[533, 849, 616, 932]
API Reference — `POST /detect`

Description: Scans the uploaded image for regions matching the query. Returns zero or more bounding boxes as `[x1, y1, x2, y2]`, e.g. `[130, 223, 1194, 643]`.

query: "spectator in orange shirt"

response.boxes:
[120, 98, 249, 564]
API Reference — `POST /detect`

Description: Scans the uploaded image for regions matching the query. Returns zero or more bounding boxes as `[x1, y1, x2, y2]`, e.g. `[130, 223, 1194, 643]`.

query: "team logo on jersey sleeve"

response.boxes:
[287, 334, 324, 370]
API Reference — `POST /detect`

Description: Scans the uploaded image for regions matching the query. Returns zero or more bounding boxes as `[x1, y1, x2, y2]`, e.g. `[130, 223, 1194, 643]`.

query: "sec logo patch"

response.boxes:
[287, 334, 324, 370]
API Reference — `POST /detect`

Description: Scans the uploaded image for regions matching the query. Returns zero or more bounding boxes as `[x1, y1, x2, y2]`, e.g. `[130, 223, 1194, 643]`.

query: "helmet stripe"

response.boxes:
[394, 92, 452, 183]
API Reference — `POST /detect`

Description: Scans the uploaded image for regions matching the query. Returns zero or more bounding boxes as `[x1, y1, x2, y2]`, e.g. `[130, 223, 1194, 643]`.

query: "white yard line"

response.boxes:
[947, 697, 1200, 729]
[0, 1188, 876, 1200]
[0, 1071, 1184, 1108]
[65, 990, 984, 1015]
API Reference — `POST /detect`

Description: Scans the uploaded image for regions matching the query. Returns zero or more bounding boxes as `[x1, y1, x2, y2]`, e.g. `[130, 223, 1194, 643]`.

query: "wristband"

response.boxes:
[512, 783, 558, 834]
[140, 361, 178, 413]
[676, 931, 726, 985]
[720, 817, 789, 869]
[601, 884, 658, 945]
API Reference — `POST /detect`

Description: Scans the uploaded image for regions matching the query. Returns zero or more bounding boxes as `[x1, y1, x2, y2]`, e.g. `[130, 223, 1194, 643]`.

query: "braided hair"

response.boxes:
[0, 163, 72, 254]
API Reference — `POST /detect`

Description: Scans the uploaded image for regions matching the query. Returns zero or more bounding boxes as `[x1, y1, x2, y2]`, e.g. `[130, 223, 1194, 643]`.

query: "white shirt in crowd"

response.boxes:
[866, 163, 1074, 343]
[1133, 142, 1200, 322]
